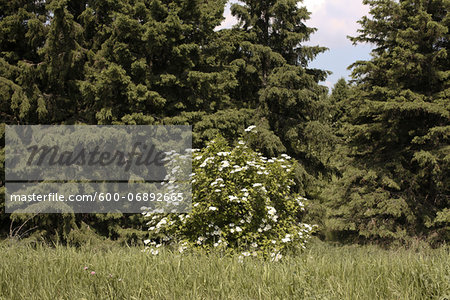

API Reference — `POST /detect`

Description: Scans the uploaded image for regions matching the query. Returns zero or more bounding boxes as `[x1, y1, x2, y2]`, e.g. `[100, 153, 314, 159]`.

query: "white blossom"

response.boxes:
[196, 236, 205, 245]
[156, 218, 167, 229]
[244, 125, 256, 132]
[281, 234, 291, 243]
[270, 252, 282, 262]
[267, 206, 277, 216]
[263, 224, 272, 231]
[218, 160, 230, 171]
[228, 195, 239, 201]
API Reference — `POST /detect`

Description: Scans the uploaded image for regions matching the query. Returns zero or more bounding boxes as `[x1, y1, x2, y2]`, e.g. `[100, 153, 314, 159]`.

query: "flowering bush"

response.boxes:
[143, 127, 315, 260]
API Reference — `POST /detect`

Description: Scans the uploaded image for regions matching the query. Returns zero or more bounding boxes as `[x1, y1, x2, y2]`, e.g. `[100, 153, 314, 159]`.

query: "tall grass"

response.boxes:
[0, 239, 448, 299]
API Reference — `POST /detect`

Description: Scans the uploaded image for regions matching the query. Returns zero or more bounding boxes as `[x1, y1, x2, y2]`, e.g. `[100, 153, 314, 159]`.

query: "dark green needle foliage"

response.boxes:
[164, 0, 335, 195]
[4, 0, 446, 247]
[226, 0, 334, 194]
[0, 0, 333, 242]
[325, 0, 449, 243]
[0, 0, 230, 241]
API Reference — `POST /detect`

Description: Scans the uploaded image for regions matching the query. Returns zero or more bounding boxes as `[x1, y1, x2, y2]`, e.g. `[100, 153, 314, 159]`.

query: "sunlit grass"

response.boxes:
[0, 239, 448, 299]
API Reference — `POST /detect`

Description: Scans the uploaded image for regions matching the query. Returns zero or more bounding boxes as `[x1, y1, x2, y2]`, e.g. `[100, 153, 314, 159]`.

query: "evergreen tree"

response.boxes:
[1, 0, 49, 124]
[228, 0, 334, 189]
[1, 0, 50, 237]
[77, 0, 230, 124]
[0, 0, 230, 240]
[326, 0, 449, 242]
[166, 0, 335, 190]
[0, 0, 334, 241]
[329, 78, 356, 168]
[330, 78, 352, 126]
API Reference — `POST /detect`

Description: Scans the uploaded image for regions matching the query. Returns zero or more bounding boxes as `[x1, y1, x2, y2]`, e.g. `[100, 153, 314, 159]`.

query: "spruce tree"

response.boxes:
[0, 0, 336, 241]
[1, 0, 50, 237]
[0, 0, 231, 240]
[166, 0, 335, 181]
[330, 78, 352, 126]
[326, 0, 449, 242]
[1, 0, 49, 123]
[226, 0, 334, 195]
[77, 0, 231, 124]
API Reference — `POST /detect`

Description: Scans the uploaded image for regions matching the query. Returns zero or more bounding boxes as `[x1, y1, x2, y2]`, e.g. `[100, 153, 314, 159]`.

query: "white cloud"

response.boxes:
[302, 0, 326, 14]
[217, 0, 370, 48]
[304, 0, 370, 48]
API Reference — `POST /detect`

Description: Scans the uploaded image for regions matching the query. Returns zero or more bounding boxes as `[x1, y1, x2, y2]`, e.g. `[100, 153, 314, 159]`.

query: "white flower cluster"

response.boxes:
[143, 240, 162, 255]
[199, 156, 214, 168]
[266, 206, 278, 222]
[281, 234, 291, 243]
[270, 252, 283, 262]
[230, 164, 249, 174]
[178, 242, 188, 253]
[244, 125, 257, 132]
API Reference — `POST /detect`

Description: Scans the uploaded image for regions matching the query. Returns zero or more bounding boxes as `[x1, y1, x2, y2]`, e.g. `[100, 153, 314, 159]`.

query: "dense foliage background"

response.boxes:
[0, 0, 448, 246]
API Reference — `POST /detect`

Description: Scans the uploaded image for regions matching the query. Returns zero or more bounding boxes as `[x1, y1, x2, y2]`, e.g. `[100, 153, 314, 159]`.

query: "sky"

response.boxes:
[217, 0, 374, 90]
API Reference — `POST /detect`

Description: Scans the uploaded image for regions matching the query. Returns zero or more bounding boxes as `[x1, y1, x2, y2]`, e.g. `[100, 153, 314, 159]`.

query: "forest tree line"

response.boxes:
[1, 0, 449, 245]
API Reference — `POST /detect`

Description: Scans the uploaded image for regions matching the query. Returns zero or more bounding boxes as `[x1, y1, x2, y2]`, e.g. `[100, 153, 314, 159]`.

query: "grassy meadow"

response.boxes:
[0, 239, 448, 300]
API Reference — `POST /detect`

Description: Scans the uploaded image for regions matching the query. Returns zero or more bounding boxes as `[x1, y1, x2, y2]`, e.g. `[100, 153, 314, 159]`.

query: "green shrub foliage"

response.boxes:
[144, 131, 315, 259]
